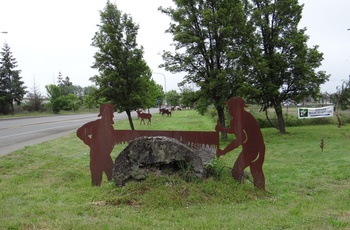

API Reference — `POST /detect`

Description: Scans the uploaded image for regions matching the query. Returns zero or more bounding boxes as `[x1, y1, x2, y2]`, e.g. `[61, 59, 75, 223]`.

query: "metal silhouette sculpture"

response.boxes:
[215, 97, 265, 190]
[77, 104, 116, 186]
[136, 110, 152, 124]
[161, 109, 172, 116]
[77, 105, 219, 186]
[77, 98, 265, 190]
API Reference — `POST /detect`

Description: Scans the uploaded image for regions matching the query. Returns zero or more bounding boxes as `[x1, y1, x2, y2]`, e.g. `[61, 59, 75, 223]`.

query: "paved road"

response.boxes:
[0, 109, 158, 157]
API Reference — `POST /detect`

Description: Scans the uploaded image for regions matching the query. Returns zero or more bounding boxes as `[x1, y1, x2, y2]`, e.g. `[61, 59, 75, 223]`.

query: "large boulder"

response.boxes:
[113, 136, 215, 186]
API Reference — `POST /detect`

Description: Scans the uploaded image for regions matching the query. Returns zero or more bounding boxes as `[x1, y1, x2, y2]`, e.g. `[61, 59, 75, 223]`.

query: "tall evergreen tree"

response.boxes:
[0, 43, 27, 114]
[91, 1, 151, 130]
[57, 72, 74, 96]
[159, 0, 251, 139]
[245, 0, 329, 133]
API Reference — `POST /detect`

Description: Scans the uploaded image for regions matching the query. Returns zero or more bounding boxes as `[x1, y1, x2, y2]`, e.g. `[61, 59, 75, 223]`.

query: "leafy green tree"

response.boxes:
[179, 86, 197, 109]
[245, 0, 329, 133]
[45, 84, 62, 114]
[166, 90, 181, 107]
[142, 76, 164, 110]
[0, 43, 27, 114]
[152, 83, 165, 108]
[83, 94, 96, 111]
[159, 0, 250, 139]
[65, 94, 81, 112]
[83, 85, 98, 110]
[91, 1, 151, 130]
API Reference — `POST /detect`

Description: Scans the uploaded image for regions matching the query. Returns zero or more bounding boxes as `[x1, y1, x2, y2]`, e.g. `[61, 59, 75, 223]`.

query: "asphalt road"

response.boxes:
[0, 109, 157, 157]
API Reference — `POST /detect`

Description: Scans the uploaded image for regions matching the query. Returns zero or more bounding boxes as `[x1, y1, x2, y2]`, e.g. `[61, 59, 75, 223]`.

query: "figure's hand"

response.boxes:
[215, 123, 221, 132]
[84, 138, 91, 147]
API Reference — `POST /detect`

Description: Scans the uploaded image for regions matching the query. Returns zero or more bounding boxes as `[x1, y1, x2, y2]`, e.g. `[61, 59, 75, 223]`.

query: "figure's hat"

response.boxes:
[225, 97, 248, 108]
[98, 104, 115, 117]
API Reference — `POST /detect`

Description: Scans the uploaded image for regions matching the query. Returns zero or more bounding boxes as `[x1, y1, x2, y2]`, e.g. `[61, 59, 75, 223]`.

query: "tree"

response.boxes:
[333, 80, 350, 127]
[64, 94, 81, 112]
[91, 1, 151, 130]
[83, 94, 95, 111]
[0, 43, 27, 114]
[45, 84, 62, 114]
[159, 0, 251, 139]
[179, 86, 197, 109]
[25, 78, 44, 112]
[335, 80, 350, 110]
[82, 85, 99, 110]
[166, 90, 181, 107]
[57, 72, 75, 96]
[245, 0, 329, 133]
[142, 77, 164, 110]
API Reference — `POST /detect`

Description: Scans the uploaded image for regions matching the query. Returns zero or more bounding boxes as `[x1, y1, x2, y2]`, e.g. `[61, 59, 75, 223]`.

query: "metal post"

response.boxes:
[153, 72, 167, 106]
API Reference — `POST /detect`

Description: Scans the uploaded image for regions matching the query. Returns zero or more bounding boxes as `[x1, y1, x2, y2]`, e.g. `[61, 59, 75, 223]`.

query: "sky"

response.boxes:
[0, 0, 349, 96]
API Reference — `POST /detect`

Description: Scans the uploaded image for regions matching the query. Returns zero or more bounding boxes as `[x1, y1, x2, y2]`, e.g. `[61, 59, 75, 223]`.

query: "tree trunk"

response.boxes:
[217, 105, 228, 140]
[274, 104, 286, 134]
[10, 100, 14, 114]
[334, 102, 344, 128]
[265, 109, 279, 130]
[126, 109, 135, 130]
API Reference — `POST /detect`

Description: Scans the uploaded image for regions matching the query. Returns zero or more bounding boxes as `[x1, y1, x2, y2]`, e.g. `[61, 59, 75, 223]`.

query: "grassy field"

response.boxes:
[0, 109, 349, 229]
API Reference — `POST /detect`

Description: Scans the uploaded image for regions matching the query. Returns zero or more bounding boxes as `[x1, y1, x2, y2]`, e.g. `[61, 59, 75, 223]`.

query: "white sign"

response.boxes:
[298, 106, 334, 119]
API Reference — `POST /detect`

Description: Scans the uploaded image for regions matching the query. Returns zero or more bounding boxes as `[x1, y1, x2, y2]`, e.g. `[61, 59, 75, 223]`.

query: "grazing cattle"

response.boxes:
[136, 110, 152, 124]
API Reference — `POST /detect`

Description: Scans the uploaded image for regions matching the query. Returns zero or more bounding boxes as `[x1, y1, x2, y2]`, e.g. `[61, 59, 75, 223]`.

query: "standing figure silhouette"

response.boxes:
[77, 104, 116, 186]
[215, 97, 265, 190]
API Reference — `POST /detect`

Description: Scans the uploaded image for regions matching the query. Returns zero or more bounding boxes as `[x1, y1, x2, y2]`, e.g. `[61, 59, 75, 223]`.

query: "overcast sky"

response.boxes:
[0, 0, 349, 96]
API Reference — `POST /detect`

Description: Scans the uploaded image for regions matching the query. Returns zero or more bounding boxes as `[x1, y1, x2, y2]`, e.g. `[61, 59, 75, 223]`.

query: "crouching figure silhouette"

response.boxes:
[215, 97, 265, 190]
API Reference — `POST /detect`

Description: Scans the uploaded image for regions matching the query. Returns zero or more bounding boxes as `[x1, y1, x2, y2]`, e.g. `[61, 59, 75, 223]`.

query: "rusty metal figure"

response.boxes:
[161, 109, 172, 116]
[76, 100, 265, 189]
[136, 110, 152, 124]
[215, 97, 265, 190]
[77, 104, 116, 186]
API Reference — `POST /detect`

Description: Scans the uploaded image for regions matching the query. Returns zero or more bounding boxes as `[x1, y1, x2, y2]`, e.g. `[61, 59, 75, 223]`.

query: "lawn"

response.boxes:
[0, 109, 349, 229]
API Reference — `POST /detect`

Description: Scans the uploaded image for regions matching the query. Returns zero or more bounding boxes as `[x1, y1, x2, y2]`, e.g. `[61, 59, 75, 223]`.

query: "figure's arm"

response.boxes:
[216, 123, 246, 158]
[232, 124, 246, 147]
[215, 121, 231, 133]
[76, 122, 93, 147]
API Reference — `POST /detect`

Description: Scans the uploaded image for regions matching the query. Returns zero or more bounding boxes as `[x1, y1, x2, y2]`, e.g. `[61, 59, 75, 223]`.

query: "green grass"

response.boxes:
[0, 110, 350, 229]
